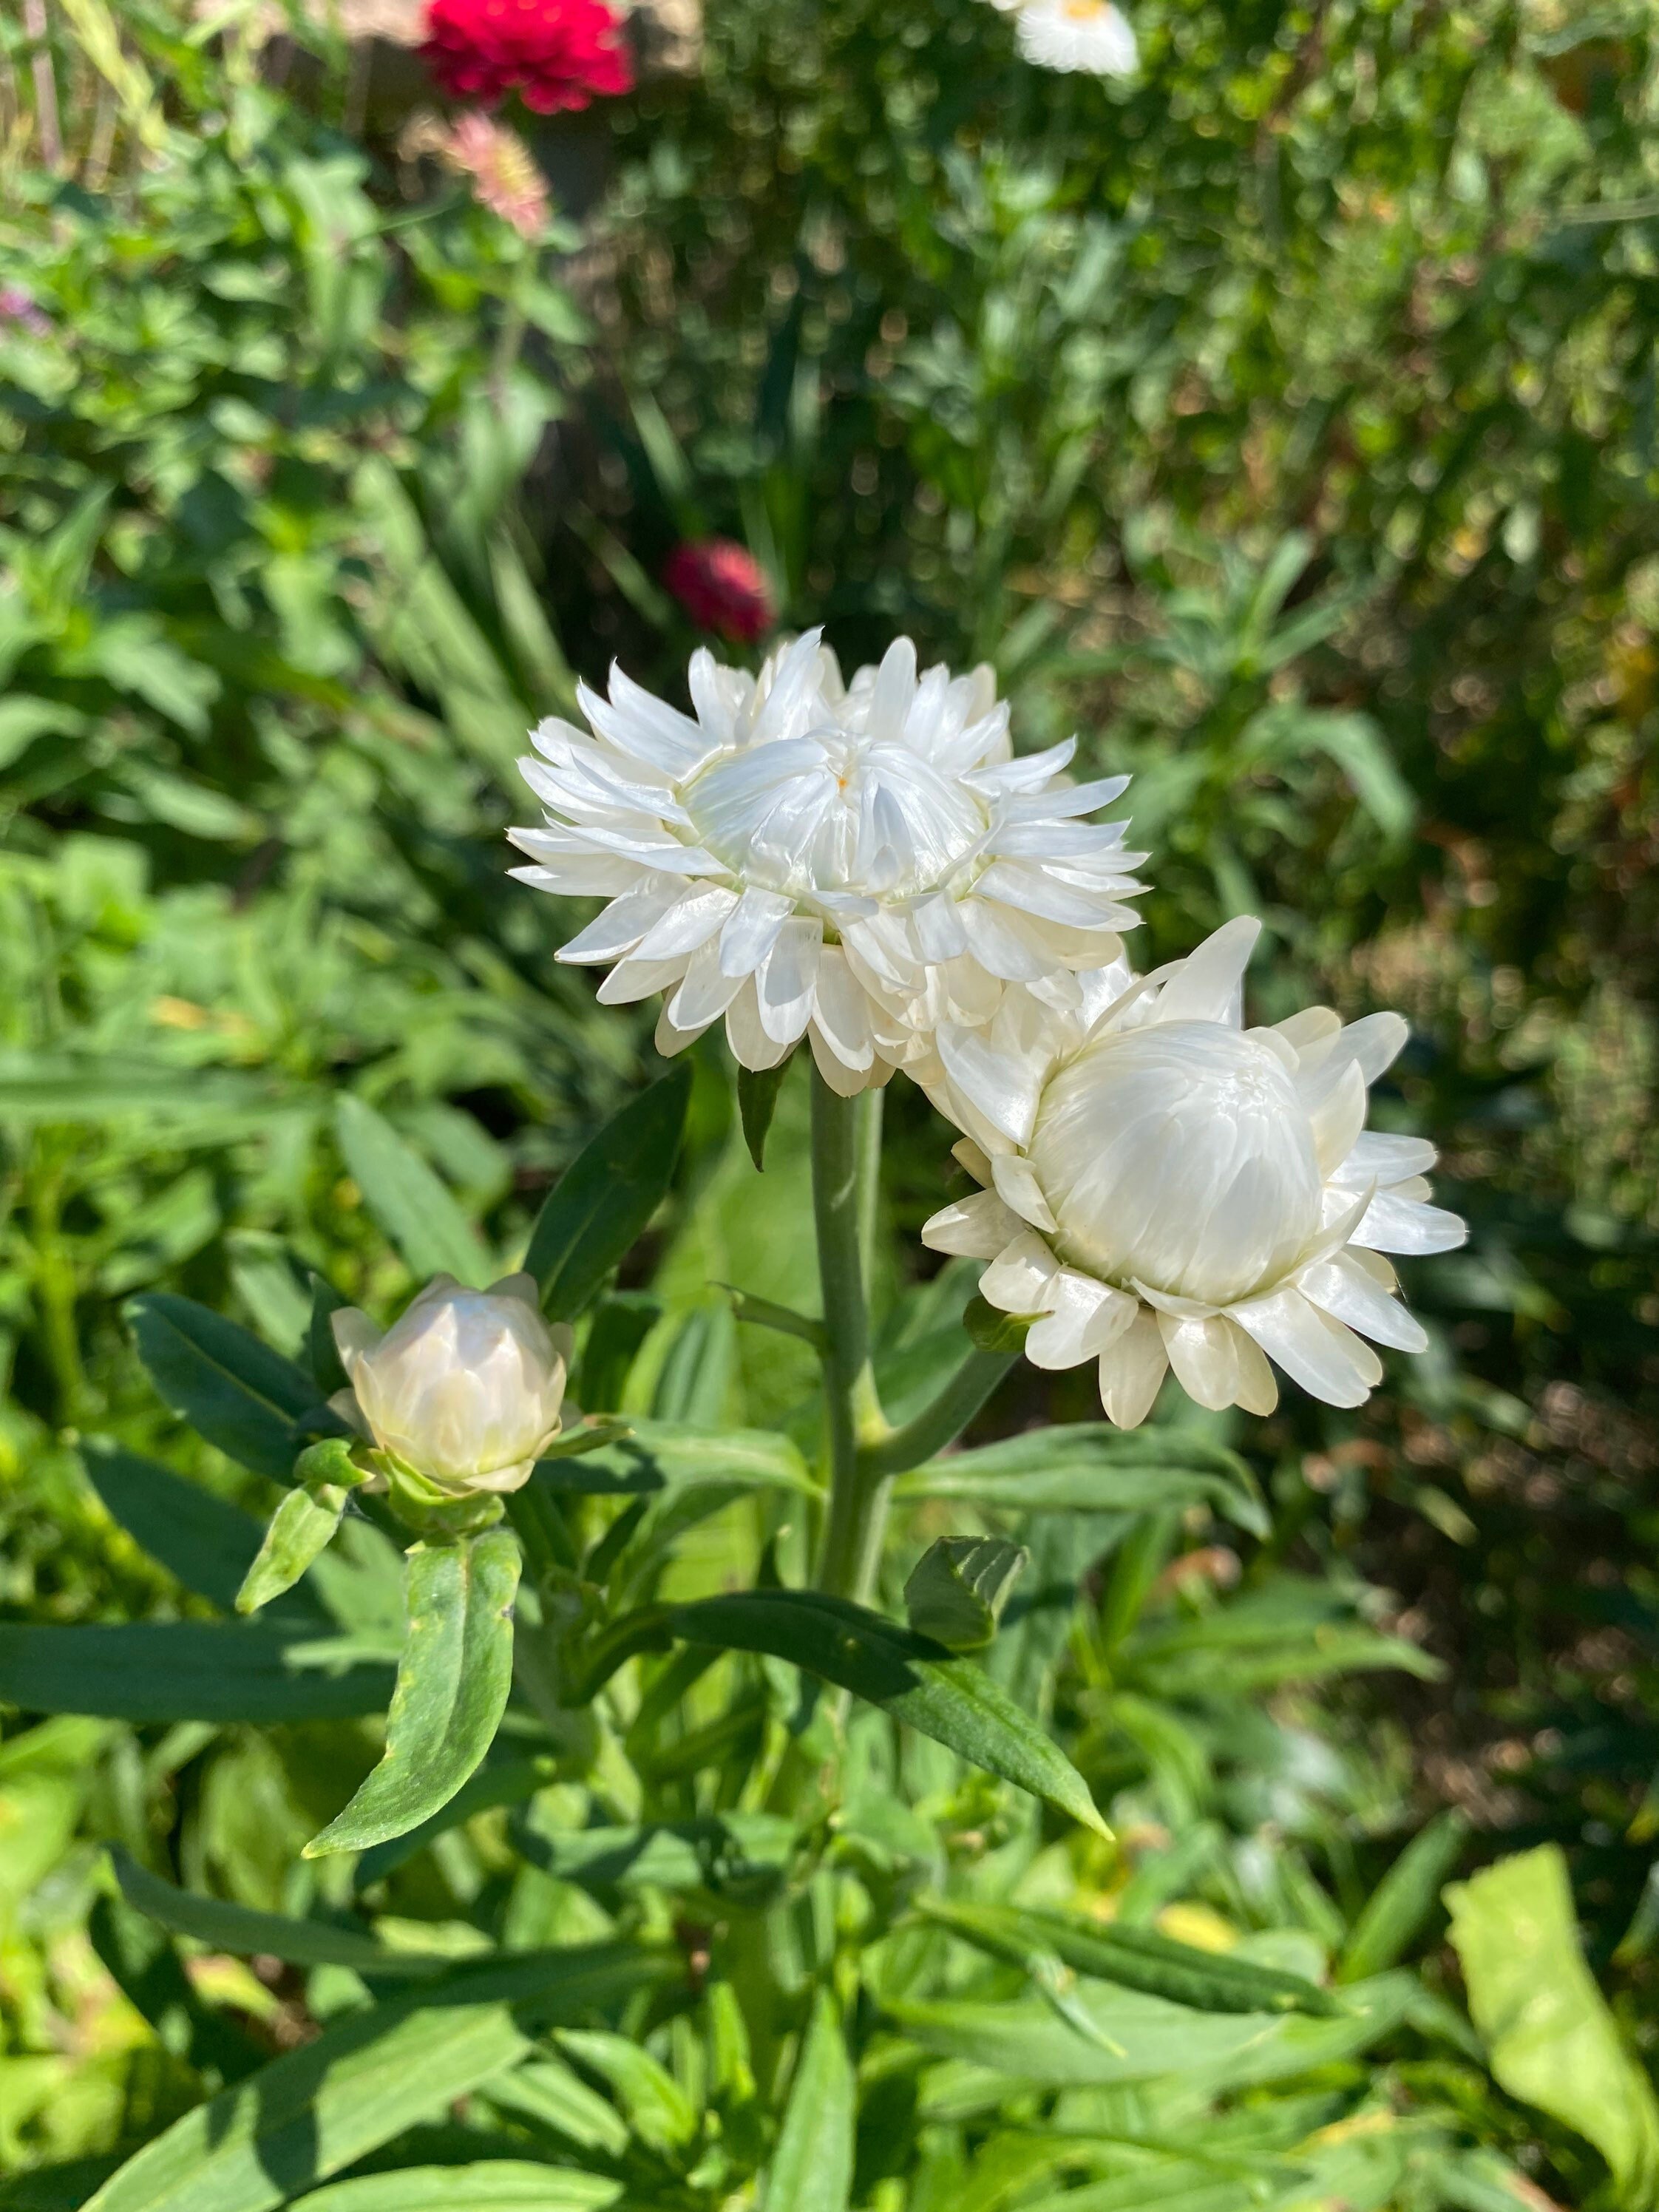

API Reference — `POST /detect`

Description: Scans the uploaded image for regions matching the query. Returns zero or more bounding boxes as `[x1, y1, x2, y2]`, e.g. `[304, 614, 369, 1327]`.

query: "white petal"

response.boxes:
[1151, 916, 1261, 1027]
[990, 1153, 1058, 1235]
[1276, 1006, 1341, 1052]
[725, 977, 793, 1071]
[1306, 1061, 1368, 1178]
[654, 999, 701, 1057]
[1157, 1312, 1278, 1415]
[868, 636, 918, 742]
[1298, 1251, 1428, 1353]
[1350, 1190, 1468, 1256]
[812, 948, 875, 1071]
[980, 1231, 1061, 1314]
[1229, 1286, 1382, 1408]
[937, 1022, 1045, 1150]
[912, 892, 970, 963]
[719, 886, 795, 978]
[922, 1190, 1025, 1260]
[668, 937, 745, 1031]
[959, 897, 1055, 983]
[1332, 1131, 1438, 1188]
[810, 1024, 875, 1095]
[595, 954, 688, 1005]
[1026, 1273, 1136, 1369]
[555, 876, 683, 963]
[1096, 1308, 1168, 1428]
[951, 1137, 993, 1184]
[634, 884, 740, 962]
[964, 737, 1076, 795]
[757, 917, 822, 1045]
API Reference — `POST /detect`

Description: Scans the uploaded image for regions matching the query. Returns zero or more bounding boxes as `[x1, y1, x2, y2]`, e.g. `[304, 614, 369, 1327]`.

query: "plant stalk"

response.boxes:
[811, 1074, 889, 1603]
[855, 1346, 1016, 1482]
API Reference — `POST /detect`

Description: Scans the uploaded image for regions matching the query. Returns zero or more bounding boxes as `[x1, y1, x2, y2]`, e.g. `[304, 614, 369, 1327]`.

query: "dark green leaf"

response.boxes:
[515, 1806, 797, 1899]
[523, 1068, 692, 1322]
[333, 1095, 493, 1287]
[896, 1425, 1266, 1536]
[764, 1987, 854, 2212]
[555, 2028, 696, 2153]
[0, 1622, 394, 1723]
[665, 1590, 1108, 1838]
[83, 1945, 671, 2212]
[79, 1439, 327, 1626]
[737, 1060, 790, 1170]
[308, 1273, 351, 1396]
[126, 1293, 317, 1479]
[111, 1848, 450, 1978]
[306, 1530, 520, 1856]
[536, 1417, 813, 1497]
[923, 1899, 1345, 2018]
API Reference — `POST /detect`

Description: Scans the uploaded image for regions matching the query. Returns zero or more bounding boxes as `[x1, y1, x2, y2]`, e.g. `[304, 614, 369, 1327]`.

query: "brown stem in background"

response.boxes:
[24, 0, 61, 170]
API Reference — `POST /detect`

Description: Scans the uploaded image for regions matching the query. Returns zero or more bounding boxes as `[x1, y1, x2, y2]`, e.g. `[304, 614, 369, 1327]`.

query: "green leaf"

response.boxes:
[764, 1988, 854, 2212]
[126, 1294, 319, 1479]
[1338, 1811, 1469, 1982]
[290, 2168, 620, 2212]
[666, 1589, 1108, 1839]
[1448, 1845, 1659, 2208]
[353, 1756, 556, 1889]
[333, 1095, 493, 1287]
[306, 1529, 520, 1857]
[895, 1424, 1266, 1536]
[308, 1273, 352, 1395]
[0, 1622, 394, 1723]
[962, 1295, 1030, 1354]
[83, 1946, 670, 2212]
[79, 1439, 327, 1626]
[110, 1848, 451, 1979]
[523, 1067, 692, 1322]
[555, 2028, 697, 2154]
[904, 1537, 1028, 1652]
[737, 1060, 790, 1170]
[515, 1806, 797, 1899]
[922, 1899, 1345, 2018]
[237, 1441, 365, 1615]
[537, 1417, 814, 1496]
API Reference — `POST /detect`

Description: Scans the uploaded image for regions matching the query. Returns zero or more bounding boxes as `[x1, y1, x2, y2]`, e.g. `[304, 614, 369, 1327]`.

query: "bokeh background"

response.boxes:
[0, 0, 1655, 2193]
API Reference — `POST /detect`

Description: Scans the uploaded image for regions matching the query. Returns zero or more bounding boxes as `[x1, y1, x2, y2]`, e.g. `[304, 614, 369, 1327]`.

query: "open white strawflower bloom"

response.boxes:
[920, 917, 1467, 1425]
[1013, 0, 1138, 76]
[330, 1274, 571, 1496]
[508, 631, 1144, 1093]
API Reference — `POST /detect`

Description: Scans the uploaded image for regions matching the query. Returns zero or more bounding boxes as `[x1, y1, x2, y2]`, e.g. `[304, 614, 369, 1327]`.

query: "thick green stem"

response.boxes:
[811, 1076, 889, 1603]
[855, 1347, 1017, 1482]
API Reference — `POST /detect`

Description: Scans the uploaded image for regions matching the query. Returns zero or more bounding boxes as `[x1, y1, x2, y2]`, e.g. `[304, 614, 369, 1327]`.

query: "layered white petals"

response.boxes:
[511, 631, 1141, 1082]
[1013, 0, 1139, 75]
[332, 1275, 569, 1496]
[935, 916, 1465, 1425]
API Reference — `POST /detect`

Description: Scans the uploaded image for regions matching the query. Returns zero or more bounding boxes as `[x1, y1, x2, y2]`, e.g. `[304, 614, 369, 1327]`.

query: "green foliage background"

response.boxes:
[0, 0, 1656, 2205]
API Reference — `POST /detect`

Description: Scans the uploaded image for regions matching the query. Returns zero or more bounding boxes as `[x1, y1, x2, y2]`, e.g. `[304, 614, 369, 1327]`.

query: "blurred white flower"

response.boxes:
[920, 917, 1466, 1425]
[1014, 0, 1138, 76]
[331, 1273, 570, 1495]
[509, 631, 1144, 1093]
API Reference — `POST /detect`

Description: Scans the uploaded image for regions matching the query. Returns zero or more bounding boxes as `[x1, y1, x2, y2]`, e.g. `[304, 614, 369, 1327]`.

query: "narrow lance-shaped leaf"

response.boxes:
[763, 1987, 854, 2212]
[737, 1059, 789, 1170]
[238, 1440, 367, 1615]
[904, 1536, 1028, 1652]
[126, 1293, 318, 1479]
[110, 1848, 451, 1979]
[0, 1621, 394, 1725]
[921, 1898, 1346, 2019]
[306, 1527, 521, 1857]
[610, 1588, 1109, 1839]
[333, 1094, 493, 1288]
[523, 1066, 692, 1322]
[84, 1944, 671, 2212]
[289, 2167, 621, 2211]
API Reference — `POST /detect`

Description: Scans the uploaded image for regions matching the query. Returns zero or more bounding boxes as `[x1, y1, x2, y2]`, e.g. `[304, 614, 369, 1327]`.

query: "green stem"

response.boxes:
[855, 1347, 1017, 1482]
[811, 1076, 889, 1603]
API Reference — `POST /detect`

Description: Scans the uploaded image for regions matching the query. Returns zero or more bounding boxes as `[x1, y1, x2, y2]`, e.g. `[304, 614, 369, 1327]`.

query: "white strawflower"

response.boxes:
[920, 917, 1466, 1425]
[330, 1274, 571, 1496]
[508, 631, 1144, 1094]
[1014, 0, 1138, 75]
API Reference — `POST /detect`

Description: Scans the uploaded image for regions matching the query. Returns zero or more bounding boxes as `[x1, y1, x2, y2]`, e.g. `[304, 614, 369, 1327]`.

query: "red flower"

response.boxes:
[421, 0, 633, 116]
[663, 540, 776, 645]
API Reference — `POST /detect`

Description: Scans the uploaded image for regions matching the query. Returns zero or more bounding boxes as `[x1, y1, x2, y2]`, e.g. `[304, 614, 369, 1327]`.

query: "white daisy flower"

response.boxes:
[918, 917, 1467, 1427]
[508, 630, 1144, 1094]
[1014, 0, 1138, 76]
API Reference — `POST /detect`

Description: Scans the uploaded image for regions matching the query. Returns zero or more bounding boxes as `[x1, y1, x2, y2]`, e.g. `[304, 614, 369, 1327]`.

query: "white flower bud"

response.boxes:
[920, 917, 1468, 1427]
[330, 1274, 569, 1496]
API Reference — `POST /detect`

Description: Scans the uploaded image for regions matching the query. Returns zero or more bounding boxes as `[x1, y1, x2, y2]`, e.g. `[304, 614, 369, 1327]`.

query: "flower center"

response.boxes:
[1028, 1021, 1324, 1308]
[1062, 1, 1109, 18]
[682, 727, 987, 902]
